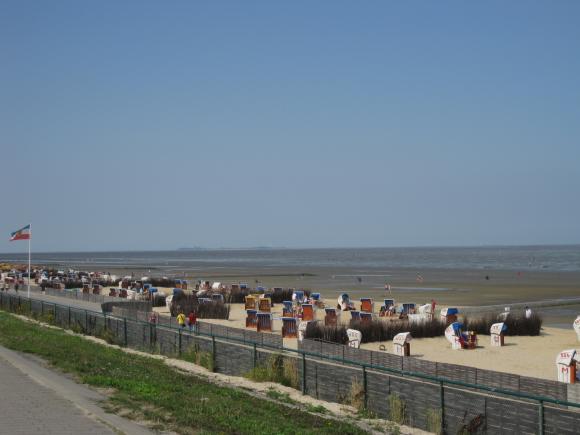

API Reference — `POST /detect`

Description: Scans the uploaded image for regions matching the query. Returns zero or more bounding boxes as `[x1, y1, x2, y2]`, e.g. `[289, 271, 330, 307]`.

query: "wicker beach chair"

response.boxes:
[282, 317, 297, 338]
[324, 308, 338, 326]
[257, 313, 272, 332]
[302, 304, 314, 321]
[246, 310, 258, 328]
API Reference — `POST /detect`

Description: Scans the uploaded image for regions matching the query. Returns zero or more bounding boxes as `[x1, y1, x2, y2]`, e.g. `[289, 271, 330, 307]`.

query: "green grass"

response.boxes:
[0, 312, 367, 435]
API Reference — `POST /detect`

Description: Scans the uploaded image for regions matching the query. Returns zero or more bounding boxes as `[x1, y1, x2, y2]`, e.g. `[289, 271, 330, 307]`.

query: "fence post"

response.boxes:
[253, 342, 257, 368]
[538, 400, 544, 435]
[85, 309, 88, 332]
[104, 313, 107, 331]
[41, 301, 44, 316]
[439, 381, 445, 434]
[68, 306, 71, 328]
[178, 329, 182, 356]
[363, 366, 368, 410]
[124, 318, 128, 346]
[211, 336, 216, 372]
[302, 352, 307, 394]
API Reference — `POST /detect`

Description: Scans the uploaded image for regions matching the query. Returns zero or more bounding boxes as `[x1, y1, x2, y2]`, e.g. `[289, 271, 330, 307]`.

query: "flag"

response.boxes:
[9, 224, 31, 241]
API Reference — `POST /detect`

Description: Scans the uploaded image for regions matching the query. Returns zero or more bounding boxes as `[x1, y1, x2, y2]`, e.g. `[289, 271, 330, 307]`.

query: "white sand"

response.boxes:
[154, 291, 580, 382]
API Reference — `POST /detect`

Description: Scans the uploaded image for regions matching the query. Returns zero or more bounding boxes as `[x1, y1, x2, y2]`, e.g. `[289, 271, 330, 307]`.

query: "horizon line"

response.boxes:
[1, 242, 579, 256]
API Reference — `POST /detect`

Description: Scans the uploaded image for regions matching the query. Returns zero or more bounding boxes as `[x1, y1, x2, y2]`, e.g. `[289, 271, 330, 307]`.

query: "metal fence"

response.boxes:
[26, 285, 117, 304]
[1, 292, 579, 434]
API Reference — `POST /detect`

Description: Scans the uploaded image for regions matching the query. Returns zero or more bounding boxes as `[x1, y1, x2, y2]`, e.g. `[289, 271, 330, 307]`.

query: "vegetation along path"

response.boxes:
[0, 312, 369, 435]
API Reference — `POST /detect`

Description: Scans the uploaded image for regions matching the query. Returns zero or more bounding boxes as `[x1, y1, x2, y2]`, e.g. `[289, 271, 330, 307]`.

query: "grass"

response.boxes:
[388, 393, 407, 425]
[244, 354, 300, 389]
[0, 312, 366, 435]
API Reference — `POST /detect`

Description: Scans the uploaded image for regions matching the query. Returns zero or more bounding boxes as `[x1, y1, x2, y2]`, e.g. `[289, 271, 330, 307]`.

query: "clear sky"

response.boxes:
[1, 1, 579, 252]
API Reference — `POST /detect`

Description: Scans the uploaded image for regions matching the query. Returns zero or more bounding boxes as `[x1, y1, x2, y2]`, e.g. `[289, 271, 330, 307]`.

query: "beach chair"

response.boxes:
[245, 295, 257, 310]
[302, 304, 314, 321]
[292, 291, 305, 304]
[402, 303, 416, 315]
[490, 322, 507, 347]
[181, 280, 188, 290]
[282, 301, 294, 317]
[257, 313, 273, 332]
[119, 289, 128, 298]
[246, 310, 258, 328]
[379, 299, 395, 317]
[360, 312, 373, 324]
[393, 332, 412, 356]
[282, 317, 298, 338]
[350, 311, 361, 322]
[258, 297, 271, 312]
[360, 298, 374, 313]
[109, 288, 117, 297]
[440, 308, 459, 325]
[325, 308, 338, 326]
[211, 294, 225, 303]
[92, 285, 101, 295]
[82, 284, 90, 294]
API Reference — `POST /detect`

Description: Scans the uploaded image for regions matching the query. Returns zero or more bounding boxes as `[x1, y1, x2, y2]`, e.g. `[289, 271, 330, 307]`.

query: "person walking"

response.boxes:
[188, 310, 197, 332]
[177, 311, 186, 329]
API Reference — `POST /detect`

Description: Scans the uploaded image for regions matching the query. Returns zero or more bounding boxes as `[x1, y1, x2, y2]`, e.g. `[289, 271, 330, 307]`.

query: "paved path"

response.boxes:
[0, 345, 156, 435]
[4, 288, 103, 311]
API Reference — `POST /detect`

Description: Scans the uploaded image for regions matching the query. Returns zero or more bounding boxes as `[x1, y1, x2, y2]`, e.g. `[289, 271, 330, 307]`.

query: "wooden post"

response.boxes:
[440, 381, 445, 434]
[124, 318, 128, 346]
[302, 352, 307, 394]
[363, 366, 368, 410]
[538, 400, 544, 435]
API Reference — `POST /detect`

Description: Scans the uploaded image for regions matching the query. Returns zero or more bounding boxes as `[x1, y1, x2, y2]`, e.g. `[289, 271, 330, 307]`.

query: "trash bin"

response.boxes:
[490, 322, 507, 347]
[556, 349, 578, 384]
[393, 332, 412, 356]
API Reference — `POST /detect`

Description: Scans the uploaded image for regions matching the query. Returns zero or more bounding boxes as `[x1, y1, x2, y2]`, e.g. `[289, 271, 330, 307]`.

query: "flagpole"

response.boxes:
[28, 223, 31, 298]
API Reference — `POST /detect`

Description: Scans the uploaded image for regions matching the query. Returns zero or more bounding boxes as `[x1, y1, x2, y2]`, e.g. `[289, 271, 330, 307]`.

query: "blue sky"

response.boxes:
[1, 1, 579, 252]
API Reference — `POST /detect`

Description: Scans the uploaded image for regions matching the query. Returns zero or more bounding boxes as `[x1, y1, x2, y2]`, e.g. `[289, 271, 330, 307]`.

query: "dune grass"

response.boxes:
[0, 312, 366, 435]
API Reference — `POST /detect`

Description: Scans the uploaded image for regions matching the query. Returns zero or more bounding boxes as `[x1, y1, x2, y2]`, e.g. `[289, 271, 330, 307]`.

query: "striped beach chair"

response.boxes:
[282, 301, 294, 317]
[282, 317, 297, 338]
[258, 297, 271, 312]
[360, 312, 373, 324]
[246, 310, 258, 328]
[324, 308, 338, 326]
[360, 298, 374, 313]
[257, 313, 273, 332]
[350, 310, 361, 322]
[302, 304, 314, 321]
[245, 295, 257, 310]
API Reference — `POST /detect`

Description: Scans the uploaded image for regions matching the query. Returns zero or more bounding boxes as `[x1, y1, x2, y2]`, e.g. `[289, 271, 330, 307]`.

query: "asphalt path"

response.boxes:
[0, 345, 157, 435]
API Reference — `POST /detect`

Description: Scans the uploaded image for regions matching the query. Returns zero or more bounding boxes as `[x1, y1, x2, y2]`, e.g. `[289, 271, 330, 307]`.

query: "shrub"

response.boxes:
[426, 408, 443, 434]
[464, 312, 542, 336]
[182, 344, 214, 371]
[346, 378, 365, 411]
[170, 293, 230, 319]
[245, 354, 299, 389]
[304, 318, 446, 344]
[388, 393, 407, 425]
[304, 322, 349, 344]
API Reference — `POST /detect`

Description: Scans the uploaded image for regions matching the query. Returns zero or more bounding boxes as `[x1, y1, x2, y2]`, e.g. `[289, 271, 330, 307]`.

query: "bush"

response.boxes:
[245, 354, 299, 389]
[170, 293, 230, 319]
[464, 312, 542, 336]
[388, 393, 407, 425]
[305, 323, 349, 344]
[304, 318, 446, 344]
[182, 344, 214, 371]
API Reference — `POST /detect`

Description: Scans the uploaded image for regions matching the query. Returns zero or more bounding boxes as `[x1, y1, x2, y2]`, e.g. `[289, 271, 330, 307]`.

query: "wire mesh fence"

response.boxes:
[1, 291, 579, 434]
